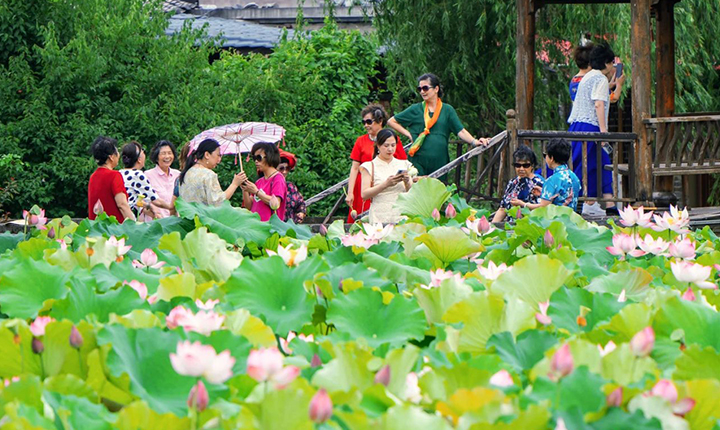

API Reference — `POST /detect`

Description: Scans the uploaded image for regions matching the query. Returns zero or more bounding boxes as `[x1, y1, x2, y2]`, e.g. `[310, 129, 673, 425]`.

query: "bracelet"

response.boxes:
[255, 189, 261, 197]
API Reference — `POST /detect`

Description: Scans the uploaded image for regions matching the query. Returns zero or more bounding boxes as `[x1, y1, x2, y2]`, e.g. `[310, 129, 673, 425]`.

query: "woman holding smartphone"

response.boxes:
[360, 129, 413, 224]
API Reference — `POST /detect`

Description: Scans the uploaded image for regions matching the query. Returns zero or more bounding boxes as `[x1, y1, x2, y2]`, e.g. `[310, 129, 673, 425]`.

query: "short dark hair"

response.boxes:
[546, 138, 571, 165]
[373, 129, 398, 157]
[417, 73, 444, 98]
[251, 142, 280, 168]
[360, 103, 389, 126]
[91, 136, 118, 166]
[589, 43, 615, 70]
[150, 140, 177, 165]
[573, 43, 594, 69]
[121, 141, 143, 169]
[513, 144, 538, 167]
[179, 139, 220, 185]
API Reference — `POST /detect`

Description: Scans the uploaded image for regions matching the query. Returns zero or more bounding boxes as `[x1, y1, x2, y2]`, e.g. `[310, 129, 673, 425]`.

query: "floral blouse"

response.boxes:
[285, 181, 306, 223]
[500, 175, 545, 210]
[177, 165, 225, 207]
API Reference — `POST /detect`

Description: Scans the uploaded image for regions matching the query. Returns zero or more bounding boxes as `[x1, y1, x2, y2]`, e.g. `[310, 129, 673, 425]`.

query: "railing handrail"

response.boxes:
[643, 115, 720, 124]
[517, 130, 637, 142]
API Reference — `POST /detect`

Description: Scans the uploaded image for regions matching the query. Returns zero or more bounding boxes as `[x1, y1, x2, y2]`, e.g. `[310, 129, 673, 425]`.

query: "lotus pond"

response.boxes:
[1, 178, 719, 430]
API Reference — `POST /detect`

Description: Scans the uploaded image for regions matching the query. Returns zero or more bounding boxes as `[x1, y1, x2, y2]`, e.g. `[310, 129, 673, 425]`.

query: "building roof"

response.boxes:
[165, 13, 294, 48]
[163, 0, 198, 13]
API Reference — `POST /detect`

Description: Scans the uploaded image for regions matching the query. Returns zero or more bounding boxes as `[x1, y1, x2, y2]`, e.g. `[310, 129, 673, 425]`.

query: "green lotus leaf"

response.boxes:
[0, 232, 23, 255]
[415, 279, 473, 324]
[530, 204, 590, 226]
[43, 392, 116, 430]
[114, 401, 190, 430]
[14, 237, 55, 260]
[685, 379, 720, 430]
[652, 337, 685, 371]
[109, 310, 164, 330]
[312, 341, 375, 394]
[628, 395, 690, 430]
[323, 262, 394, 293]
[564, 222, 615, 267]
[51, 271, 147, 323]
[468, 404, 550, 430]
[557, 366, 607, 414]
[175, 199, 272, 245]
[156, 272, 197, 302]
[223, 256, 325, 335]
[586, 268, 654, 300]
[596, 303, 654, 343]
[442, 292, 506, 354]
[362, 251, 431, 288]
[85, 349, 135, 407]
[0, 256, 70, 319]
[590, 407, 662, 430]
[548, 287, 627, 334]
[91, 258, 162, 294]
[530, 339, 603, 380]
[326, 288, 427, 348]
[601, 343, 659, 385]
[44, 374, 97, 400]
[1, 401, 55, 429]
[486, 330, 558, 373]
[224, 309, 276, 348]
[673, 344, 720, 381]
[0, 374, 44, 413]
[422, 359, 503, 402]
[415, 226, 482, 267]
[268, 214, 313, 240]
[654, 296, 720, 351]
[159, 227, 241, 284]
[394, 177, 452, 218]
[0, 321, 42, 377]
[383, 345, 420, 398]
[380, 405, 453, 430]
[257, 380, 314, 430]
[41, 320, 97, 378]
[490, 254, 572, 305]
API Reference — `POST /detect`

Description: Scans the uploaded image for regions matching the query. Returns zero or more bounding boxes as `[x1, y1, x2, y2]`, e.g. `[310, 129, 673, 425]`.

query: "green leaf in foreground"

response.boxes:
[175, 199, 271, 245]
[487, 330, 558, 372]
[395, 177, 452, 218]
[327, 288, 427, 348]
[0, 257, 70, 319]
[415, 226, 482, 267]
[491, 254, 572, 305]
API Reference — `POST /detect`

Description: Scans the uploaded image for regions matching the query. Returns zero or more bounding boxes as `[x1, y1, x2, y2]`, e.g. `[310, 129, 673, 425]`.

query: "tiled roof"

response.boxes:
[163, 0, 198, 13]
[165, 13, 294, 48]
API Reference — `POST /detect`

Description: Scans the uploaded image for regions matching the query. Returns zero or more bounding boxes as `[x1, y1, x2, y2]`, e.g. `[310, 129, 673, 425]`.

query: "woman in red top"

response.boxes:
[345, 104, 407, 222]
[87, 136, 135, 222]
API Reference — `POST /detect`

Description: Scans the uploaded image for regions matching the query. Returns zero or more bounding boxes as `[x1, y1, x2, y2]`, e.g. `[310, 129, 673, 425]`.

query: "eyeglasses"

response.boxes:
[514, 163, 533, 168]
[278, 165, 288, 172]
[361, 119, 375, 125]
[253, 154, 266, 162]
[416, 85, 435, 93]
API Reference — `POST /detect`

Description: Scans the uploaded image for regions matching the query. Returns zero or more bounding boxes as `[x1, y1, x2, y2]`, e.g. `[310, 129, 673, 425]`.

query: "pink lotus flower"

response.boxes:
[170, 341, 235, 384]
[132, 249, 166, 269]
[637, 235, 669, 256]
[106, 236, 131, 256]
[672, 398, 696, 417]
[184, 310, 225, 336]
[29, 316, 55, 337]
[23, 208, 48, 230]
[598, 340, 617, 357]
[279, 331, 315, 354]
[535, 301, 552, 326]
[618, 289, 627, 303]
[147, 294, 158, 305]
[404, 372, 422, 403]
[246, 347, 299, 389]
[166, 306, 194, 330]
[466, 215, 494, 235]
[652, 205, 690, 234]
[123, 280, 148, 300]
[555, 418, 568, 430]
[309, 388, 333, 423]
[478, 261, 510, 281]
[444, 203, 457, 219]
[681, 288, 696, 301]
[93, 200, 104, 216]
[648, 380, 695, 416]
[428, 268, 463, 288]
[606, 233, 646, 259]
[3, 377, 20, 387]
[618, 205, 654, 228]
[267, 244, 308, 267]
[489, 369, 515, 387]
[431, 208, 441, 222]
[668, 237, 696, 260]
[544, 230, 555, 248]
[671, 261, 716, 290]
[340, 232, 378, 249]
[187, 380, 209, 412]
[361, 221, 393, 242]
[607, 386, 623, 407]
[195, 299, 219, 310]
[374, 365, 391, 386]
[550, 344, 574, 379]
[629, 327, 655, 357]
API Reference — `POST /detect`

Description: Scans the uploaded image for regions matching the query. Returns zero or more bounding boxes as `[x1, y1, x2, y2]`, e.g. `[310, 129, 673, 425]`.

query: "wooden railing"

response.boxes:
[644, 114, 720, 174]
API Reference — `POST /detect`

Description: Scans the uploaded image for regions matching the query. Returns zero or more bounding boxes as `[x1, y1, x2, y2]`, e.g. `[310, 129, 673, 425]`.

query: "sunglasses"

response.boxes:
[416, 85, 435, 93]
[253, 154, 266, 162]
[514, 163, 533, 168]
[361, 119, 375, 125]
[278, 165, 288, 172]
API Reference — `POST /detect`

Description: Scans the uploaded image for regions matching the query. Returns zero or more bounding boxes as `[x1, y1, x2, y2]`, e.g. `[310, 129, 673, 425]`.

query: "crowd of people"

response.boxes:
[88, 51, 624, 225]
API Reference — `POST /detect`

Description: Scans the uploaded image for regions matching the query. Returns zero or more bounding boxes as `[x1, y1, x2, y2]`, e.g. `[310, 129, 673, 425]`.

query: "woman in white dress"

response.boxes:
[360, 129, 413, 224]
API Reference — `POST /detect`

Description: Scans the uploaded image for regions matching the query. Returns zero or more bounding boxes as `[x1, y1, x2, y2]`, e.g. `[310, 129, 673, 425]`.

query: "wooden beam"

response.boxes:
[631, 0, 654, 203]
[655, 0, 676, 117]
[516, 0, 536, 130]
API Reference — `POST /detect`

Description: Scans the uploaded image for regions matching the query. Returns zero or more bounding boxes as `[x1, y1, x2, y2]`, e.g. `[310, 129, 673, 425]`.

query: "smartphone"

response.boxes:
[397, 169, 407, 174]
[615, 63, 623, 78]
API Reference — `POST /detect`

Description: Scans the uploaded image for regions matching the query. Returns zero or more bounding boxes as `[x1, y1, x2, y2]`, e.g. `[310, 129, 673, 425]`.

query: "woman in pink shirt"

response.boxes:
[239, 142, 287, 221]
[143, 140, 180, 220]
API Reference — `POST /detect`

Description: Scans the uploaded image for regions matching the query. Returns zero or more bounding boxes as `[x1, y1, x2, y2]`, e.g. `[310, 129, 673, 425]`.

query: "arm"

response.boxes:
[525, 199, 552, 210]
[491, 208, 507, 223]
[346, 161, 360, 206]
[240, 176, 281, 210]
[595, 100, 608, 133]
[609, 74, 625, 104]
[114, 193, 136, 222]
[387, 117, 413, 143]
[224, 173, 243, 201]
[457, 128, 489, 146]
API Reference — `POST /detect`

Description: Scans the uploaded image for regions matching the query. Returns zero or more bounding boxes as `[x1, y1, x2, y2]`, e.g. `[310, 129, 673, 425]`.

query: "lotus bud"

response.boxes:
[308, 388, 333, 423]
[681, 288, 696, 301]
[550, 344, 574, 379]
[606, 387, 622, 407]
[69, 326, 84, 349]
[651, 380, 678, 404]
[543, 230, 554, 248]
[431, 208, 441, 222]
[31, 338, 44, 354]
[478, 216, 491, 234]
[350, 210, 358, 220]
[672, 397, 696, 416]
[338, 278, 344, 293]
[374, 365, 391, 386]
[319, 224, 328, 236]
[311, 353, 322, 368]
[629, 327, 654, 357]
[444, 203, 457, 219]
[47, 227, 56, 239]
[489, 369, 514, 388]
[187, 380, 209, 412]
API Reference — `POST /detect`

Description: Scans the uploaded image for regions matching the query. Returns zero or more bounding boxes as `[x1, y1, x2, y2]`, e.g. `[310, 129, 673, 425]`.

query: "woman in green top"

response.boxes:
[388, 73, 488, 176]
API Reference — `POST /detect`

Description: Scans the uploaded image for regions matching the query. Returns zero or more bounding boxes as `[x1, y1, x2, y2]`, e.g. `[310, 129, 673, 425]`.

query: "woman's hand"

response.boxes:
[345, 194, 354, 206]
[531, 185, 542, 197]
[297, 213, 306, 223]
[473, 137, 490, 146]
[383, 174, 403, 188]
[509, 199, 527, 208]
[232, 172, 244, 187]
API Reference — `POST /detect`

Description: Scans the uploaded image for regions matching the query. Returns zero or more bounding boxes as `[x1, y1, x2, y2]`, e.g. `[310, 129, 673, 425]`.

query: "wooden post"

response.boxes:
[506, 109, 518, 187]
[655, 0, 677, 203]
[516, 0, 536, 130]
[631, 0, 653, 204]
